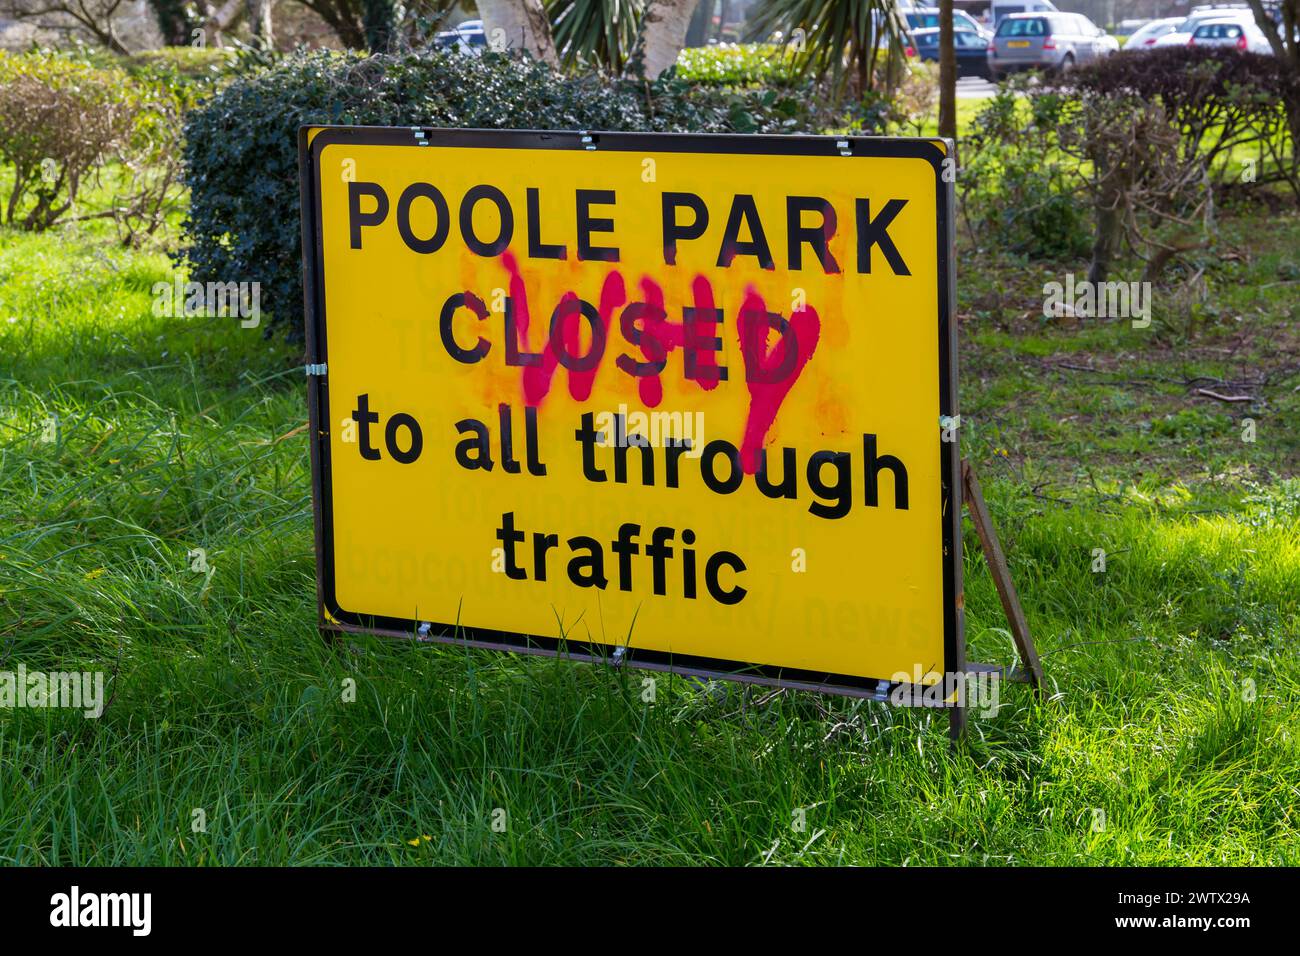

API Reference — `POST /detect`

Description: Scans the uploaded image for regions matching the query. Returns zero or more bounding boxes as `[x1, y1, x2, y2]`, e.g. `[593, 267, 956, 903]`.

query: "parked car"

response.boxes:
[1189, 17, 1274, 52]
[433, 19, 487, 53]
[905, 7, 992, 40]
[1123, 16, 1185, 48]
[1095, 30, 1121, 54]
[1151, 9, 1256, 47]
[987, 12, 1113, 80]
[1117, 18, 1154, 34]
[989, 0, 1058, 27]
[1188, 3, 1253, 14]
[910, 27, 993, 78]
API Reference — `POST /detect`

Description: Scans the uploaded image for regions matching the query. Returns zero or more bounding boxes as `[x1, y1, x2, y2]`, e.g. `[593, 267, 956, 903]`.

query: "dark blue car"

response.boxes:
[909, 27, 992, 79]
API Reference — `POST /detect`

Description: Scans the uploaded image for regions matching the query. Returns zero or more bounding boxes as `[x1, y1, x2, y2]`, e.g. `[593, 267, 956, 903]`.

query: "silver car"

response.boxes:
[988, 12, 1114, 80]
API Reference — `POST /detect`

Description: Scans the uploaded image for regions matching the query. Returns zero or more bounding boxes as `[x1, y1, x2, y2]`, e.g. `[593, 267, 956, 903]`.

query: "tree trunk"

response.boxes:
[103, 26, 131, 54]
[246, 0, 274, 49]
[478, 0, 558, 65]
[855, 33, 871, 99]
[149, 0, 195, 46]
[1287, 0, 1300, 70]
[1088, 203, 1121, 285]
[641, 0, 699, 78]
[684, 0, 710, 48]
[363, 0, 398, 51]
[298, 0, 367, 49]
[197, 0, 245, 46]
[938, 0, 957, 144]
[1246, 0, 1289, 59]
[1248, 0, 1300, 67]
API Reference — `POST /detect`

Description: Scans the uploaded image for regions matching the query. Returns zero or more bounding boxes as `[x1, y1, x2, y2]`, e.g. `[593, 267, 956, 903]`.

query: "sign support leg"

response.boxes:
[952, 459, 1045, 743]
[948, 692, 967, 743]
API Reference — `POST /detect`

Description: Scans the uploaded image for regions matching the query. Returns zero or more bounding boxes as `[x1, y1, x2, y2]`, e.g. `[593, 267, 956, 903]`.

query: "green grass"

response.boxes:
[914, 96, 986, 139]
[1, 194, 1298, 865]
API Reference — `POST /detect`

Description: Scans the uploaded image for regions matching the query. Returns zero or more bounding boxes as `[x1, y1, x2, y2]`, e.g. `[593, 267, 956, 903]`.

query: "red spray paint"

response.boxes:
[500, 254, 820, 470]
[735, 287, 821, 475]
[504, 251, 623, 406]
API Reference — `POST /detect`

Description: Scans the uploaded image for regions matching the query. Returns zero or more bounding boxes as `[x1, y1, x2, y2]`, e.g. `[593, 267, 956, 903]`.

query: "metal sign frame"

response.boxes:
[299, 124, 964, 706]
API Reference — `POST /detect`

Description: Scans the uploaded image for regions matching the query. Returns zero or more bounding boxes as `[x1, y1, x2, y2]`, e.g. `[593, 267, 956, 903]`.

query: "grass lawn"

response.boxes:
[0, 188, 1297, 864]
[914, 95, 987, 139]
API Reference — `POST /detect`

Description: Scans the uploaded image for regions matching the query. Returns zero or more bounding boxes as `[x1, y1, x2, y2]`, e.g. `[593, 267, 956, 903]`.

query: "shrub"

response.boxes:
[962, 49, 1300, 269]
[959, 85, 1092, 261]
[112, 78, 190, 248]
[124, 47, 239, 100]
[1065, 47, 1300, 200]
[0, 51, 192, 244]
[181, 48, 828, 337]
[890, 61, 939, 135]
[673, 43, 933, 135]
[962, 77, 1220, 280]
[0, 52, 139, 231]
[1055, 92, 1213, 283]
[674, 43, 798, 87]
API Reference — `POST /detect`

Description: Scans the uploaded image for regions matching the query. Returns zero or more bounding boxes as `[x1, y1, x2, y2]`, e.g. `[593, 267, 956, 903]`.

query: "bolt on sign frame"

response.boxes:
[299, 125, 1040, 737]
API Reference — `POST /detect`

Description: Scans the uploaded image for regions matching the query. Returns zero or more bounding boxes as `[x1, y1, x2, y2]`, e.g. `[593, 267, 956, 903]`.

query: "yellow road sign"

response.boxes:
[301, 126, 961, 697]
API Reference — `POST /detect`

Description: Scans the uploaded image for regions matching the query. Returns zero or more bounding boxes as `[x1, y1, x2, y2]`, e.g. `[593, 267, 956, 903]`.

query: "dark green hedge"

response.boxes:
[1066, 45, 1300, 107]
[1065, 46, 1300, 167]
[181, 49, 832, 338]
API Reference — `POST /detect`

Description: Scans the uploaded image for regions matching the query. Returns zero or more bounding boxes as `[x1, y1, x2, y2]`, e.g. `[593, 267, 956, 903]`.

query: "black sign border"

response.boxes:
[299, 125, 963, 702]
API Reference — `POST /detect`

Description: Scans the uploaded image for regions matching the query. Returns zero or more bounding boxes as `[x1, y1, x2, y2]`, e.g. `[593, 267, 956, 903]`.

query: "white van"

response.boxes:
[990, 0, 1058, 26]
